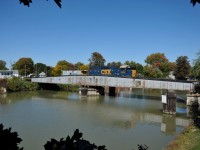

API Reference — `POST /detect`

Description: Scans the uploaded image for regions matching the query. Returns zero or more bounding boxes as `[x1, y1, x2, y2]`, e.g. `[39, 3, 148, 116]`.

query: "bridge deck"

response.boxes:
[31, 76, 194, 91]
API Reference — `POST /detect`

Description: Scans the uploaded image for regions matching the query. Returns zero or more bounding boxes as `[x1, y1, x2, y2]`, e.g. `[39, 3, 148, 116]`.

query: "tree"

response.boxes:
[13, 57, 34, 76]
[46, 66, 53, 76]
[79, 64, 89, 71]
[52, 60, 75, 76]
[107, 61, 122, 68]
[145, 53, 168, 66]
[74, 62, 84, 70]
[0, 60, 8, 70]
[173, 56, 191, 80]
[144, 53, 172, 78]
[19, 0, 62, 8]
[191, 0, 200, 6]
[88, 52, 106, 67]
[124, 61, 144, 74]
[34, 63, 47, 76]
[143, 65, 163, 78]
[192, 50, 200, 80]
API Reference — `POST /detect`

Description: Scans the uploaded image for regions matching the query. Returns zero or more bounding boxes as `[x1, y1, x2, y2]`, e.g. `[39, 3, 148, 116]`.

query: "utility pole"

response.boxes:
[25, 64, 26, 77]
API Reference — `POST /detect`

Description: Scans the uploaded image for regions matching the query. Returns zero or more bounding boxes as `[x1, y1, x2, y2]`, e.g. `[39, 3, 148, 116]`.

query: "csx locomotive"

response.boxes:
[89, 65, 136, 78]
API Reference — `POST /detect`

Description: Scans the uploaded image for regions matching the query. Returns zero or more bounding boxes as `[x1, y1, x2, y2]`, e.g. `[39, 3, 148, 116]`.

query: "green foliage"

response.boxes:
[145, 53, 168, 65]
[0, 123, 23, 150]
[52, 60, 75, 76]
[192, 50, 200, 80]
[124, 61, 144, 74]
[0, 123, 148, 150]
[143, 65, 163, 78]
[79, 65, 89, 73]
[7, 77, 39, 92]
[107, 61, 122, 68]
[12, 58, 34, 76]
[0, 60, 8, 70]
[191, 100, 200, 128]
[34, 63, 47, 76]
[75, 62, 84, 70]
[44, 129, 106, 150]
[144, 53, 173, 78]
[174, 56, 191, 80]
[88, 52, 106, 67]
[0, 79, 7, 88]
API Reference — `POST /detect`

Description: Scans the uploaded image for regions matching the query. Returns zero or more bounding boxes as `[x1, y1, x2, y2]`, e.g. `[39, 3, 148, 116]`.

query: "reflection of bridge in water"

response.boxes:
[101, 110, 190, 135]
[72, 95, 190, 135]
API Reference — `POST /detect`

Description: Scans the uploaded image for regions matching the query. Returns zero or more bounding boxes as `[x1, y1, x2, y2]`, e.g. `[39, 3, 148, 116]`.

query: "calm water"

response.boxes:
[0, 89, 190, 150]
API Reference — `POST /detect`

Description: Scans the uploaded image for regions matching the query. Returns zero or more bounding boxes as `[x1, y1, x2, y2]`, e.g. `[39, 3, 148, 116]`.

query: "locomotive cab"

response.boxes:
[120, 65, 136, 78]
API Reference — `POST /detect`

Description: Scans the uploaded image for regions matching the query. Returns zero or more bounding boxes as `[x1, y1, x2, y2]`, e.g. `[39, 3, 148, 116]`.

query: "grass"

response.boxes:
[165, 124, 200, 150]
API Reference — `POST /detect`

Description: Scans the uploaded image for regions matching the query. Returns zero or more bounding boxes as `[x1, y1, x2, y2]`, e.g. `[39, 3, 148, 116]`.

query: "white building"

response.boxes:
[0, 70, 19, 78]
[62, 70, 83, 76]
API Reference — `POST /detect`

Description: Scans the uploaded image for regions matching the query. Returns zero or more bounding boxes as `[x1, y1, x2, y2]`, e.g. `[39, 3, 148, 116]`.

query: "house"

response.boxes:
[62, 70, 83, 76]
[39, 72, 46, 77]
[0, 70, 19, 78]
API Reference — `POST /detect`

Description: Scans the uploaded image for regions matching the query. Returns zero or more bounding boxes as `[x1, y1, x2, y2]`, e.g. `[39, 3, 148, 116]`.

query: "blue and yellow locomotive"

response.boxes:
[89, 65, 136, 78]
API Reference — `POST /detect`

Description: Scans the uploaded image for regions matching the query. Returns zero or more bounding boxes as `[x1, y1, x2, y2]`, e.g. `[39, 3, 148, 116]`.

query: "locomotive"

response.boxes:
[89, 65, 136, 78]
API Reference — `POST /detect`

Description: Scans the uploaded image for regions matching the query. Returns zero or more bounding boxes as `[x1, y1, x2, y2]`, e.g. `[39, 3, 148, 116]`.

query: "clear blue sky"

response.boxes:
[0, 0, 200, 69]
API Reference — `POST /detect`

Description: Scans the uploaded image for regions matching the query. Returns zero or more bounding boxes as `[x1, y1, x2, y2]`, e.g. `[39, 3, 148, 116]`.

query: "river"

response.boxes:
[0, 89, 190, 150]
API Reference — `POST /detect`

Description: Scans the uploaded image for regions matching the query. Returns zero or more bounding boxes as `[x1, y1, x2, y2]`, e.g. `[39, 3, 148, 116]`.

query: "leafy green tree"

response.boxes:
[79, 64, 89, 71]
[107, 61, 122, 67]
[145, 53, 168, 66]
[144, 53, 172, 78]
[34, 63, 47, 76]
[13, 58, 34, 76]
[124, 61, 143, 74]
[74, 62, 84, 70]
[0, 60, 8, 70]
[192, 50, 200, 80]
[143, 65, 162, 78]
[88, 52, 106, 67]
[46, 66, 53, 77]
[173, 56, 191, 80]
[52, 60, 75, 76]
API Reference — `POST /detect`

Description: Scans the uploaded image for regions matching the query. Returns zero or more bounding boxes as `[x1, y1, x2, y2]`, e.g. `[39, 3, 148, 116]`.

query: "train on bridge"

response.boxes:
[89, 65, 137, 78]
[63, 65, 137, 78]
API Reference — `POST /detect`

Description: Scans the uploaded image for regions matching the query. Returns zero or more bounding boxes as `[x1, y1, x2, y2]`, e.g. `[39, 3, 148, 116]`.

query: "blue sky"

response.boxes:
[0, 0, 200, 69]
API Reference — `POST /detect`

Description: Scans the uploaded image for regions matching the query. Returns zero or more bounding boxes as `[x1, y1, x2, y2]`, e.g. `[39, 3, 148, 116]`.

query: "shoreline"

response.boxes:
[165, 123, 200, 150]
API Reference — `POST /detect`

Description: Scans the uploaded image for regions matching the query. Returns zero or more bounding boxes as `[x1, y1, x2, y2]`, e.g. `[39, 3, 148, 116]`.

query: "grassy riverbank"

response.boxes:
[165, 124, 200, 150]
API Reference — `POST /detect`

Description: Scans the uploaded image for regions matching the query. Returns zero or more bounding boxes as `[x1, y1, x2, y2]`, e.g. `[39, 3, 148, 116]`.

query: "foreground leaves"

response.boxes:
[0, 124, 23, 150]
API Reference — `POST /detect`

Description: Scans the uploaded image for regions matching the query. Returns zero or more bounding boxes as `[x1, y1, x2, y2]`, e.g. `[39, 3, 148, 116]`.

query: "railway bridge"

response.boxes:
[31, 76, 194, 95]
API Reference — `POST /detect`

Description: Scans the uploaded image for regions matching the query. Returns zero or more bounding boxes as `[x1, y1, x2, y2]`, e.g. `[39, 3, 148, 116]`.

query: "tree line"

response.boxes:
[0, 51, 200, 80]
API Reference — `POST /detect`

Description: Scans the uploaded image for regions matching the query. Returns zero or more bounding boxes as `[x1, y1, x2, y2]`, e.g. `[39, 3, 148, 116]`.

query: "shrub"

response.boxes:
[7, 77, 39, 92]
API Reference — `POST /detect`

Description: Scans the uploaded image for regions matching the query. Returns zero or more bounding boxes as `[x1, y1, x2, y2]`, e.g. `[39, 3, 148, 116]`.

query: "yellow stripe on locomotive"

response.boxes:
[101, 69, 111, 75]
[132, 70, 136, 77]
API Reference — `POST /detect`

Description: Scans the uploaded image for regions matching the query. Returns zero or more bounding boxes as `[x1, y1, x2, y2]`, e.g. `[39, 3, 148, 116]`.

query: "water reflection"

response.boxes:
[0, 90, 191, 150]
[57, 91, 190, 135]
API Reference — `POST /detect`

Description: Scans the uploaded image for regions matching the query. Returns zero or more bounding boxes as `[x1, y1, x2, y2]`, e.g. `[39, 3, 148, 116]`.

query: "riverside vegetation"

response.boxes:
[165, 100, 200, 150]
[0, 78, 79, 92]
